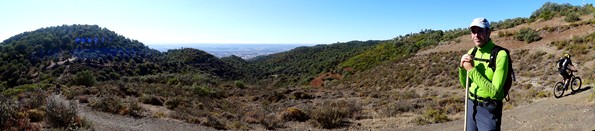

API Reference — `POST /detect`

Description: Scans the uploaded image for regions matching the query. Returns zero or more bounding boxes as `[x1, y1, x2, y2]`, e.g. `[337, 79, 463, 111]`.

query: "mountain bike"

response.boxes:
[553, 70, 581, 98]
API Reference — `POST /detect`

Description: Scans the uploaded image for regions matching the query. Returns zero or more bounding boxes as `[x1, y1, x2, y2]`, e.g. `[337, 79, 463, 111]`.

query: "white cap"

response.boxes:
[469, 18, 490, 29]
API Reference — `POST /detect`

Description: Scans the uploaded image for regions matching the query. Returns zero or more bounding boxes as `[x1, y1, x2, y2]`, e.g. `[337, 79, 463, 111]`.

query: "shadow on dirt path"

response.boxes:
[561, 86, 592, 98]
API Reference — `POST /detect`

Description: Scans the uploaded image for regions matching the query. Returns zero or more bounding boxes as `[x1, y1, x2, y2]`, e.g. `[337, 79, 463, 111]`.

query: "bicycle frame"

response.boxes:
[563, 71, 576, 88]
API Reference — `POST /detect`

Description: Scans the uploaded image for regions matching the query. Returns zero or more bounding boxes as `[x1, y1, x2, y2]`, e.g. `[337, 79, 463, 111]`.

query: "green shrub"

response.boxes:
[186, 84, 223, 98]
[234, 81, 245, 89]
[492, 17, 533, 30]
[72, 70, 97, 87]
[564, 13, 581, 23]
[90, 95, 123, 114]
[2, 83, 45, 96]
[515, 28, 542, 43]
[62, 86, 85, 100]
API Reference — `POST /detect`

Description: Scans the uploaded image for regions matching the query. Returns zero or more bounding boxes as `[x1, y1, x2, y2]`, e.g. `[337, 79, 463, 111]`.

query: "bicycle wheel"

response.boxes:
[553, 82, 565, 98]
[570, 77, 582, 92]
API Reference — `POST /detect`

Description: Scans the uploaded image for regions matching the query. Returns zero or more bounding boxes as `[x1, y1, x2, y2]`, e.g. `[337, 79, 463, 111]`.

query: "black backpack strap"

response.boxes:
[471, 47, 491, 62]
[488, 46, 502, 71]
[470, 47, 478, 56]
[491, 45, 516, 81]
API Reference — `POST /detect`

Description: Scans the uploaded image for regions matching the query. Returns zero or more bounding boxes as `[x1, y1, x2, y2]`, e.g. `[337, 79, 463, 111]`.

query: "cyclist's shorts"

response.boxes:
[559, 69, 571, 79]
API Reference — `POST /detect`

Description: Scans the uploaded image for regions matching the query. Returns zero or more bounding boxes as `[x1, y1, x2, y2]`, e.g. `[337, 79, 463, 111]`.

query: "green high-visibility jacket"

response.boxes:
[459, 40, 509, 101]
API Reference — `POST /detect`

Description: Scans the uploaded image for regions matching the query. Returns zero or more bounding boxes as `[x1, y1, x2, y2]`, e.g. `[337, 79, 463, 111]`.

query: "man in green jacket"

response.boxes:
[459, 18, 509, 131]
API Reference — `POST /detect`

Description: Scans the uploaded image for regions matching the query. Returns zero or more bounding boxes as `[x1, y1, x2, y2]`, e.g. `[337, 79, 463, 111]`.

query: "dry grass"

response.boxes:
[279, 107, 309, 122]
[309, 107, 350, 129]
[589, 89, 595, 102]
[411, 107, 450, 125]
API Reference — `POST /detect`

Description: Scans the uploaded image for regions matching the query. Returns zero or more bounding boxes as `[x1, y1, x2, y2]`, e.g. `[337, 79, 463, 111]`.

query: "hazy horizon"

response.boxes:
[146, 43, 310, 59]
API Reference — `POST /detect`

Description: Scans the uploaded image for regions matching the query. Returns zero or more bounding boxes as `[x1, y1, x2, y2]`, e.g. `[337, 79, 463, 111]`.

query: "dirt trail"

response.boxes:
[399, 86, 595, 131]
[55, 95, 213, 131]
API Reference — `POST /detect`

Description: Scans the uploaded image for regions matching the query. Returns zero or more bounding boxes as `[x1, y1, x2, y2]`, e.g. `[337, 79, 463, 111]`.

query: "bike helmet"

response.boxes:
[564, 53, 571, 58]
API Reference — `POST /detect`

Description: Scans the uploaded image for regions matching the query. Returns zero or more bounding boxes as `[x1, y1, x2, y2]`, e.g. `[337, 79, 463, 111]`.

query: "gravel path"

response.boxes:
[55, 95, 215, 131]
[402, 86, 595, 131]
[53, 86, 594, 131]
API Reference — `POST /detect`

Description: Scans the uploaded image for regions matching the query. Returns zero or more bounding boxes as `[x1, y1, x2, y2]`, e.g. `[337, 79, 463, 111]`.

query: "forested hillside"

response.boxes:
[241, 40, 381, 86]
[0, 25, 239, 90]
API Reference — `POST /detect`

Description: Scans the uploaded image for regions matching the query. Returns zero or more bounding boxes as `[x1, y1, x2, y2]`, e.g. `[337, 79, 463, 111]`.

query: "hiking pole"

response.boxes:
[464, 71, 469, 131]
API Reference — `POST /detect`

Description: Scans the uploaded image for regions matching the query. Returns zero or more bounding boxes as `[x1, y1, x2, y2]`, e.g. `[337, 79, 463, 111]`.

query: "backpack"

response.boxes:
[470, 45, 516, 101]
[557, 58, 565, 69]
[557, 57, 571, 70]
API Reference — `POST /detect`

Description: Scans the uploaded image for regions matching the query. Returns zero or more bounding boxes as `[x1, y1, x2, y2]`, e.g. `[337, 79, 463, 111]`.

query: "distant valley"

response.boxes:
[148, 44, 311, 59]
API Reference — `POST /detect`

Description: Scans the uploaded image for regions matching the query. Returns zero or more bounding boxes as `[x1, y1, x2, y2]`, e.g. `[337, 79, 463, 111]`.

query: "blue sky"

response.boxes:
[0, 0, 588, 45]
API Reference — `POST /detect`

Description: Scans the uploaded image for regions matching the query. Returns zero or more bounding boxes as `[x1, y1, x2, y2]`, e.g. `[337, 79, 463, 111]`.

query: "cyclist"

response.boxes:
[557, 53, 577, 87]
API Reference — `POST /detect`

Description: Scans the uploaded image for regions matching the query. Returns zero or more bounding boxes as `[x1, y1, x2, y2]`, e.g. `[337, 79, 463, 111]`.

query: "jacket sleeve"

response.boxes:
[467, 50, 509, 98]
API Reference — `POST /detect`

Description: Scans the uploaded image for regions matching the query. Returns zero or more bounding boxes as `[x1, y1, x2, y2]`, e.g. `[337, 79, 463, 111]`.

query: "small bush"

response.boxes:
[536, 90, 551, 98]
[515, 27, 542, 43]
[280, 107, 309, 122]
[424, 108, 449, 123]
[186, 84, 223, 98]
[72, 70, 97, 87]
[261, 113, 284, 130]
[411, 116, 431, 125]
[497, 31, 514, 37]
[290, 91, 313, 99]
[234, 81, 245, 89]
[0, 95, 18, 128]
[412, 108, 450, 125]
[202, 115, 227, 130]
[90, 95, 124, 114]
[26, 109, 45, 122]
[23, 89, 47, 109]
[78, 95, 90, 103]
[541, 26, 556, 32]
[564, 14, 581, 22]
[124, 99, 144, 118]
[384, 99, 419, 116]
[310, 108, 349, 129]
[140, 94, 165, 106]
[62, 86, 85, 100]
[165, 96, 189, 110]
[45, 95, 81, 129]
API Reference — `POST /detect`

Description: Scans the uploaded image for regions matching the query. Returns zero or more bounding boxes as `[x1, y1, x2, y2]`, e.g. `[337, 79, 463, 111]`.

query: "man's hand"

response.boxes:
[460, 54, 474, 71]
